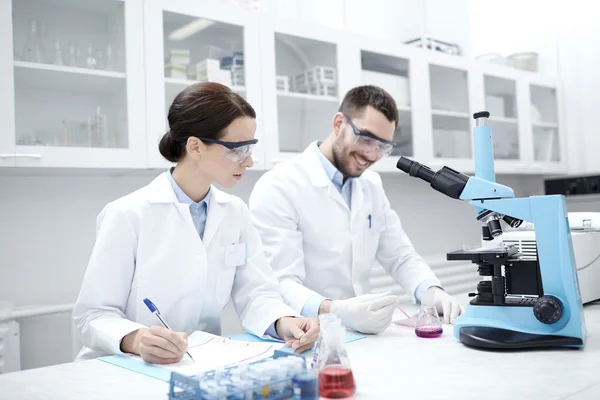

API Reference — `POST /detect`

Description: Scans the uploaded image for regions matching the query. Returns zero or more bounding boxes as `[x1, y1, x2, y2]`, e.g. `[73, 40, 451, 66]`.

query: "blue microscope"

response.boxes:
[397, 111, 587, 350]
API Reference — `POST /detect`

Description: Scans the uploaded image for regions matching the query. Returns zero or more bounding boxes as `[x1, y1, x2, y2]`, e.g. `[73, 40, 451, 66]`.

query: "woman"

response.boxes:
[73, 82, 319, 364]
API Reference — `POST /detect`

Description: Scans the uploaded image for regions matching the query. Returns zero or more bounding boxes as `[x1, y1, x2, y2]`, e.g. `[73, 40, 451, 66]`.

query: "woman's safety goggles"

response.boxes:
[198, 137, 257, 163]
[344, 114, 397, 158]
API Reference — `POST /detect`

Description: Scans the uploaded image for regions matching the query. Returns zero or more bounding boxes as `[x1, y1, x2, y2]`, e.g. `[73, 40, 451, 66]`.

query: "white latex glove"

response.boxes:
[428, 288, 464, 324]
[330, 291, 399, 334]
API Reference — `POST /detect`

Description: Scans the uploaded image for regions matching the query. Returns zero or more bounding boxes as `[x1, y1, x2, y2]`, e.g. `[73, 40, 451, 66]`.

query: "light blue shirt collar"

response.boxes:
[167, 167, 210, 207]
[314, 141, 352, 188]
[167, 167, 210, 238]
[313, 141, 353, 207]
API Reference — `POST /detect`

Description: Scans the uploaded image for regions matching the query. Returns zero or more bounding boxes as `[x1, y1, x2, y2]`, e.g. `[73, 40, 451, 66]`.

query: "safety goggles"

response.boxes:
[344, 114, 397, 158]
[197, 137, 258, 163]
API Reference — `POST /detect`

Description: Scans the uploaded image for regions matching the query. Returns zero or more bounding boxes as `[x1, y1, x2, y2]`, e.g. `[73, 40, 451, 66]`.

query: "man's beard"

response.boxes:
[332, 141, 364, 179]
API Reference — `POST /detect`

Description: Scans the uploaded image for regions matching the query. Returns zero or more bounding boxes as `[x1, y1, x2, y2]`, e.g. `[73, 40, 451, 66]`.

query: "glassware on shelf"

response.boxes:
[415, 290, 443, 338]
[96, 48, 104, 69]
[67, 44, 81, 68]
[53, 39, 64, 66]
[22, 20, 47, 63]
[85, 44, 98, 69]
[87, 106, 107, 147]
[104, 44, 115, 71]
[318, 321, 356, 399]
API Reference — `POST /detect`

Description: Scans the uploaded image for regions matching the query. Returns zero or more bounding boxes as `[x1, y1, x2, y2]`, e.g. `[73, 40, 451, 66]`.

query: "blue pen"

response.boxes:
[368, 214, 372, 229]
[143, 298, 194, 361]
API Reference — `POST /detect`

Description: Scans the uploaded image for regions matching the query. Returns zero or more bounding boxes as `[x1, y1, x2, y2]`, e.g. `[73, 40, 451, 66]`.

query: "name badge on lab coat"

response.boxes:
[225, 243, 247, 267]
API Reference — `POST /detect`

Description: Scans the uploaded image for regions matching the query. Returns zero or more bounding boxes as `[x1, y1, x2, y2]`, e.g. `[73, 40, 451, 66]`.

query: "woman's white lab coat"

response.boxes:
[73, 172, 296, 360]
[248, 142, 441, 313]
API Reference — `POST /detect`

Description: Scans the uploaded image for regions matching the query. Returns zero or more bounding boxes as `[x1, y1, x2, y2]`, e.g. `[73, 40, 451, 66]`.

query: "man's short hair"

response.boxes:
[338, 85, 399, 128]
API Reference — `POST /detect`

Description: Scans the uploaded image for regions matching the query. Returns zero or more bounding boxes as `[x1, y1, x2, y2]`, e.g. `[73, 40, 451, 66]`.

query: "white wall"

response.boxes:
[468, 0, 559, 77]
[262, 0, 472, 56]
[0, 168, 544, 370]
[554, 0, 600, 175]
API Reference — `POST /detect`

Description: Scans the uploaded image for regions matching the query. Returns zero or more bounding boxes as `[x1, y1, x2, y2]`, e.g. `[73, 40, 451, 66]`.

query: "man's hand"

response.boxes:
[121, 326, 189, 364]
[275, 317, 319, 354]
[427, 287, 464, 324]
[328, 291, 398, 334]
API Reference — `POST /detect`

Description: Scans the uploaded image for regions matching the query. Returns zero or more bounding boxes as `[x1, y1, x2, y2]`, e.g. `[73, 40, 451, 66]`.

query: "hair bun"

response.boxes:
[158, 130, 183, 163]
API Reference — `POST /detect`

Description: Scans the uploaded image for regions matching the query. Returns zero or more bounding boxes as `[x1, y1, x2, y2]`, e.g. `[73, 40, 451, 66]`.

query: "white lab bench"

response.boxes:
[1, 301, 600, 400]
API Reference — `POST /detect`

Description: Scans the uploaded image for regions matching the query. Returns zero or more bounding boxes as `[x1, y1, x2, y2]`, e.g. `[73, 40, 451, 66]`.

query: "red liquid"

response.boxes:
[415, 326, 443, 338]
[319, 366, 356, 399]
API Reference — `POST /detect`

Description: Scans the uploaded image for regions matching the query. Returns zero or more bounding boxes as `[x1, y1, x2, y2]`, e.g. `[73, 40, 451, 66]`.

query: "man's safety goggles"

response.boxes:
[197, 137, 257, 163]
[344, 114, 397, 158]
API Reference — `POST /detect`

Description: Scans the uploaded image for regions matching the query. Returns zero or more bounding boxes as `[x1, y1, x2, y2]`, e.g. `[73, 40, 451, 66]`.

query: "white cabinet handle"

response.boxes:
[0, 153, 42, 159]
[270, 159, 283, 165]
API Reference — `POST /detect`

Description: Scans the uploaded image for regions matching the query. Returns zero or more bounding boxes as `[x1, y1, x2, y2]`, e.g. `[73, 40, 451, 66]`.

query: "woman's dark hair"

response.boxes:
[159, 82, 256, 162]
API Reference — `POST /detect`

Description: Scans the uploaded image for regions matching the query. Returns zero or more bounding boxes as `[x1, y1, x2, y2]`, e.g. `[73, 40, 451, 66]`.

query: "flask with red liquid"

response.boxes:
[415, 290, 443, 338]
[318, 322, 356, 399]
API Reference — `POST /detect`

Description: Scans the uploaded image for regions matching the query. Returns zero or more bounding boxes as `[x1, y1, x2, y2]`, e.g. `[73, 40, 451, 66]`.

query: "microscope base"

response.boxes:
[459, 326, 583, 350]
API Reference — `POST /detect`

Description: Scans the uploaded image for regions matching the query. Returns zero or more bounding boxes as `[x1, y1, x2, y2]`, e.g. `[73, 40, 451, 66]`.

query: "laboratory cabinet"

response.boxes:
[143, 0, 265, 169]
[0, 0, 568, 175]
[258, 13, 356, 169]
[0, 0, 147, 168]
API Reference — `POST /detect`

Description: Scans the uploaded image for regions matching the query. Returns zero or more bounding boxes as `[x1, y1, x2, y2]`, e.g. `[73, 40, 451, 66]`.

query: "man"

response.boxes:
[249, 85, 463, 334]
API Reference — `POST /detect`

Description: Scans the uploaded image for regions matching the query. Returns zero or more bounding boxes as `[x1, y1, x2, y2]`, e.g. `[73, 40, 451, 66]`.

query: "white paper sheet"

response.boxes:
[126, 331, 281, 376]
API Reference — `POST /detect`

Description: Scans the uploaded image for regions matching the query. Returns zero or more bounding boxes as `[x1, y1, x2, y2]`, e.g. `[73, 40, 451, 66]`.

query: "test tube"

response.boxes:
[292, 369, 319, 400]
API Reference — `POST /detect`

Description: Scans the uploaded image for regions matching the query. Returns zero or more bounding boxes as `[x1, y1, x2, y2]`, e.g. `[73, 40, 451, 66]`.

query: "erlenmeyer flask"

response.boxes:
[311, 313, 341, 369]
[22, 20, 46, 63]
[415, 290, 443, 338]
[318, 323, 356, 399]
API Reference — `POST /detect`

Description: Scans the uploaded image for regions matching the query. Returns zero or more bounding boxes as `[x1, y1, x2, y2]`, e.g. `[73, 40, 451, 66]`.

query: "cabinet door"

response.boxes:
[357, 41, 424, 172]
[484, 75, 521, 162]
[426, 54, 475, 173]
[259, 15, 348, 168]
[529, 80, 566, 174]
[1, 0, 146, 168]
[144, 0, 263, 170]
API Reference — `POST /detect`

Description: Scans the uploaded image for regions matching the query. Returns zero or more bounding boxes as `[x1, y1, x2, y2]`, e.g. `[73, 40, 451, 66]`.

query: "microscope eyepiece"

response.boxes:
[396, 157, 435, 183]
[396, 157, 469, 199]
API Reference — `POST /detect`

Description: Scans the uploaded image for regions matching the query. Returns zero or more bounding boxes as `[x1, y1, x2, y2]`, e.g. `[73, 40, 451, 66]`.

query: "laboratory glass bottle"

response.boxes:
[318, 324, 356, 399]
[415, 290, 443, 338]
[22, 20, 46, 63]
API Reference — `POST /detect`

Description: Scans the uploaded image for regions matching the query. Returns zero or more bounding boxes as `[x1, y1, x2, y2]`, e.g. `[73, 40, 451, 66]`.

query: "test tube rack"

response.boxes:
[168, 350, 307, 400]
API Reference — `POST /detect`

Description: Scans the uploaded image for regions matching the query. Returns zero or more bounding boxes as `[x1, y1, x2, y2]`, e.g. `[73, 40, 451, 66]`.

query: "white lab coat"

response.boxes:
[248, 142, 441, 313]
[73, 172, 297, 360]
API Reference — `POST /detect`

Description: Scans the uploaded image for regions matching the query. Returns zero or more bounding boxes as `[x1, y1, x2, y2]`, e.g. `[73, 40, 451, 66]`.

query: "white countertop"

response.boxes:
[1, 300, 600, 400]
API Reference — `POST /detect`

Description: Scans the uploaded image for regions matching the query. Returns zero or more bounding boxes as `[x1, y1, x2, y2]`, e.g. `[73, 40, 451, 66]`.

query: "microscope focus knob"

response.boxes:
[534, 295, 563, 324]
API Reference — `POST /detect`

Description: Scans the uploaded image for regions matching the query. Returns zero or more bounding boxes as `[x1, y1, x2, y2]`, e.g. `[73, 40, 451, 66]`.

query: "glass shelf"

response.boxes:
[162, 11, 245, 129]
[531, 85, 560, 162]
[12, 0, 127, 149]
[485, 76, 519, 160]
[429, 65, 469, 113]
[429, 65, 470, 159]
[432, 114, 471, 159]
[275, 33, 338, 153]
